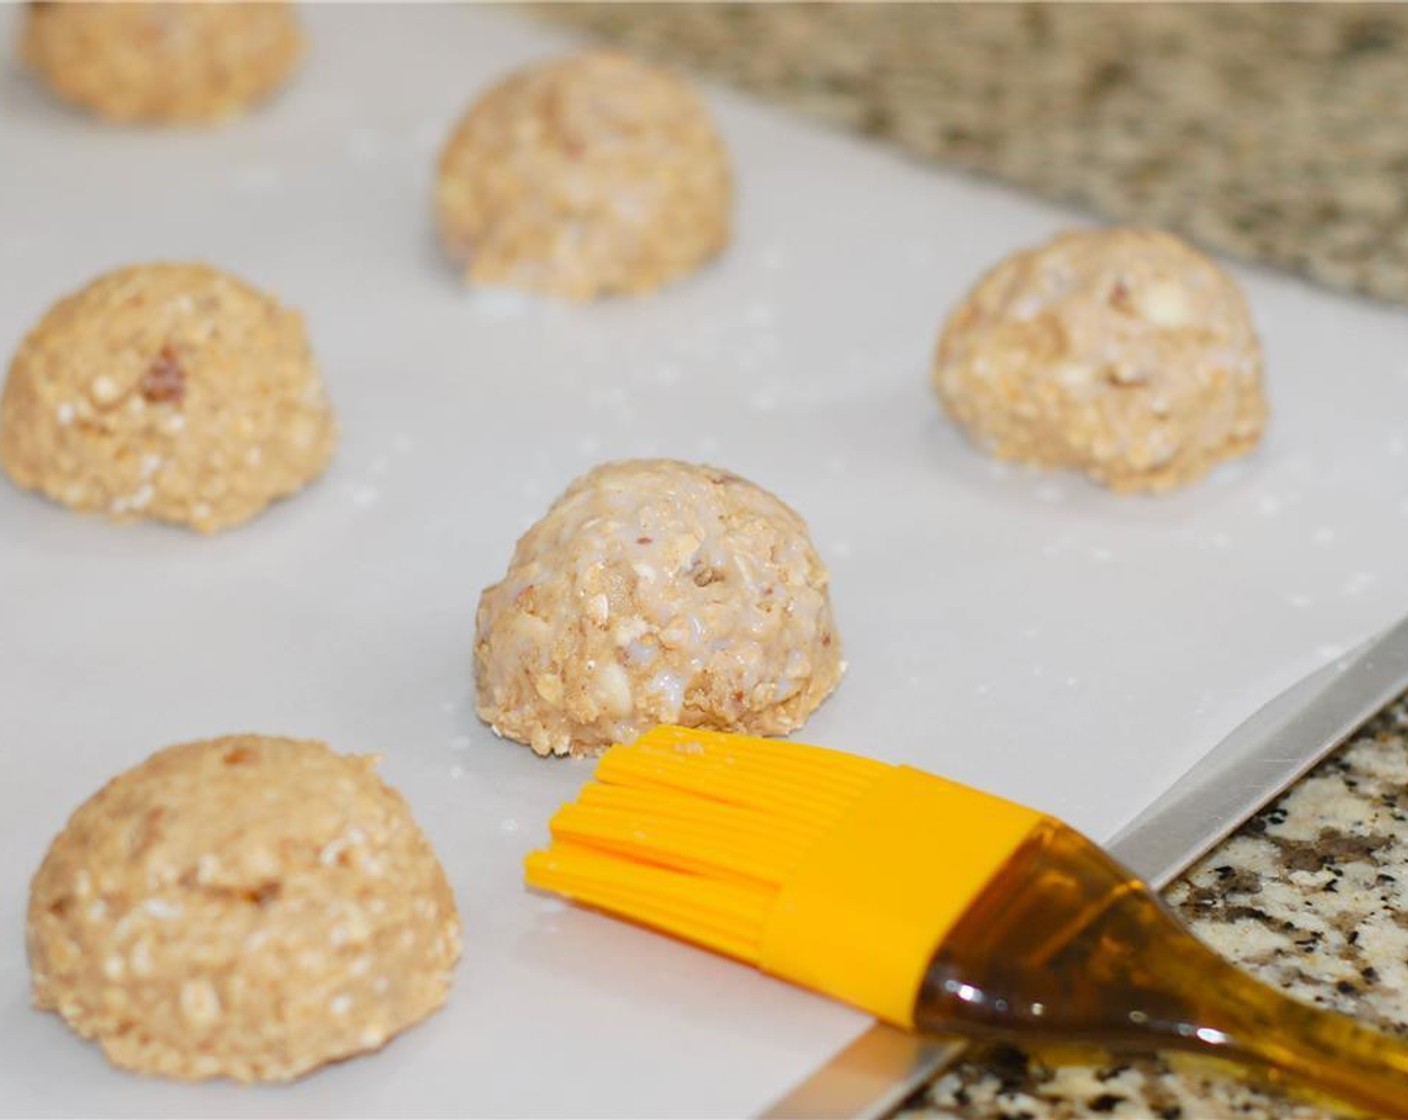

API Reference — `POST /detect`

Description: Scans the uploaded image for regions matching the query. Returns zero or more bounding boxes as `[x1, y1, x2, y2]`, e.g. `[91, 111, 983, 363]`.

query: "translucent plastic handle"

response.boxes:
[913, 820, 1408, 1117]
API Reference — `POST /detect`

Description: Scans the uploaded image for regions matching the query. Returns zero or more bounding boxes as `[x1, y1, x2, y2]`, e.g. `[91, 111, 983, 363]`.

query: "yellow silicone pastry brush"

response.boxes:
[525, 725, 1408, 1116]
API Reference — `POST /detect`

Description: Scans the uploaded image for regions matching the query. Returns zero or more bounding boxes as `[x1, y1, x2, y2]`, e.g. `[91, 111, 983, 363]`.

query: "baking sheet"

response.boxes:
[4, 5, 1408, 1117]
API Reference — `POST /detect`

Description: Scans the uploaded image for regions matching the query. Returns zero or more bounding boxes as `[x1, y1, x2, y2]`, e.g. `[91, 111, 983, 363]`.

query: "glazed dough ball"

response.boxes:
[0, 263, 337, 533]
[933, 228, 1266, 493]
[475, 459, 843, 757]
[20, 1, 303, 125]
[435, 51, 732, 301]
[27, 736, 460, 1083]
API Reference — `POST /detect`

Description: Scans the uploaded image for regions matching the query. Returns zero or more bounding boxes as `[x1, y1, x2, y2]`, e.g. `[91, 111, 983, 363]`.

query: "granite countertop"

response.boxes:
[537, 5, 1408, 1117]
[539, 3, 1408, 308]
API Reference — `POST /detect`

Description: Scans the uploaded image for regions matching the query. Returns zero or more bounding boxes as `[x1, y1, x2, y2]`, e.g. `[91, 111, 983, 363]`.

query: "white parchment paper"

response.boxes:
[3, 6, 1408, 1117]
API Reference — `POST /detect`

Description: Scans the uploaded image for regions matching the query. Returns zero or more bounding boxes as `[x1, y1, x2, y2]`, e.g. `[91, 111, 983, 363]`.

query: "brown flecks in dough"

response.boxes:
[139, 347, 187, 405]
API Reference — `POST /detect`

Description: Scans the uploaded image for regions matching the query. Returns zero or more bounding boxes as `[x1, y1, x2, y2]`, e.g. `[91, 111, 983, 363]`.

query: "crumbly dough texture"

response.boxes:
[932, 227, 1267, 492]
[475, 459, 843, 757]
[20, 1, 303, 125]
[27, 735, 460, 1083]
[0, 263, 337, 533]
[435, 50, 732, 301]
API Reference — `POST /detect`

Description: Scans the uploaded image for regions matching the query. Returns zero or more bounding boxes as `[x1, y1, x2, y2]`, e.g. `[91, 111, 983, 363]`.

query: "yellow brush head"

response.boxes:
[526, 726, 1044, 1027]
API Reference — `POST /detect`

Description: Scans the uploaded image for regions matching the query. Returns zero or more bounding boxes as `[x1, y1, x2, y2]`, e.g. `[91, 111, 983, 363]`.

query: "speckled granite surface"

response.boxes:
[539, 3, 1408, 308]
[536, 5, 1408, 1116]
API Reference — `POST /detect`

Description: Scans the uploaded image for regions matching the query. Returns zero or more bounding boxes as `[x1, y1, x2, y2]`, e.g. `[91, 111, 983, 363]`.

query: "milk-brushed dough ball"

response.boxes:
[933, 227, 1266, 492]
[0, 263, 336, 532]
[435, 51, 732, 300]
[20, 1, 303, 125]
[27, 735, 460, 1082]
[475, 460, 843, 756]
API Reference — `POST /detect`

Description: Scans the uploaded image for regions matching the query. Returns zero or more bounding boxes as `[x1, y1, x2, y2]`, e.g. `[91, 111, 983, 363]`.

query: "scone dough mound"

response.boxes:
[27, 735, 460, 1083]
[475, 459, 843, 757]
[0, 263, 336, 532]
[20, 1, 303, 125]
[932, 228, 1266, 492]
[435, 50, 732, 300]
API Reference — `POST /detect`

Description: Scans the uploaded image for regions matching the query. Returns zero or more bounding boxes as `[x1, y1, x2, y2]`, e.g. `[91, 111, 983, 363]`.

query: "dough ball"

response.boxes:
[435, 50, 732, 301]
[932, 228, 1266, 492]
[27, 735, 460, 1083]
[475, 459, 843, 757]
[20, 1, 303, 125]
[0, 263, 337, 533]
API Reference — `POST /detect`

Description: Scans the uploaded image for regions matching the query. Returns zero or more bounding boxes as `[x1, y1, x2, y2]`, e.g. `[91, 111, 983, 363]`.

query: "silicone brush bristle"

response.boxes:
[526, 724, 1044, 1026]
[524, 725, 889, 964]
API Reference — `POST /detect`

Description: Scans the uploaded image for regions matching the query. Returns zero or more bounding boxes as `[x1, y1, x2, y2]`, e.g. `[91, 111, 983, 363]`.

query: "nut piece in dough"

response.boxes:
[20, 1, 303, 125]
[435, 51, 732, 301]
[475, 459, 843, 757]
[0, 262, 337, 533]
[27, 735, 461, 1083]
[932, 227, 1266, 492]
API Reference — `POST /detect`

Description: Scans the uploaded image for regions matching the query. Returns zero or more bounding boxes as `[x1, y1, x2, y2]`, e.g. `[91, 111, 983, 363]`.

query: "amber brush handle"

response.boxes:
[1195, 946, 1408, 1116]
[913, 820, 1408, 1117]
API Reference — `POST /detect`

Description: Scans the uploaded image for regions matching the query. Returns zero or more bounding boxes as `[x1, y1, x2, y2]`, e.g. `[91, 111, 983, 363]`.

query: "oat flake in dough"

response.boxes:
[933, 227, 1267, 493]
[475, 459, 844, 757]
[27, 735, 460, 1083]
